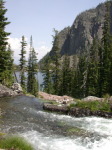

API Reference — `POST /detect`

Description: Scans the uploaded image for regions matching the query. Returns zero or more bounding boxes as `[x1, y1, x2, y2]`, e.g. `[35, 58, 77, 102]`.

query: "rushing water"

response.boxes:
[0, 96, 112, 150]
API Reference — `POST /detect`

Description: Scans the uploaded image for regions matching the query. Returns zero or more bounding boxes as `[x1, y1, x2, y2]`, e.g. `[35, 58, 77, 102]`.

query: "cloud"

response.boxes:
[7, 37, 51, 64]
[37, 46, 51, 61]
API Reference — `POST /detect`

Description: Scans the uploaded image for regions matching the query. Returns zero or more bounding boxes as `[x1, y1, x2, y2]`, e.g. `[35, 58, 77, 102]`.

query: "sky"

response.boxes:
[5, 0, 106, 64]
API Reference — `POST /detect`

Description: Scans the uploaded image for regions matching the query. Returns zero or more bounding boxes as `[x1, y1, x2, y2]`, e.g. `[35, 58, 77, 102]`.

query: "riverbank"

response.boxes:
[0, 83, 23, 98]
[1, 85, 112, 119]
[41, 92, 112, 118]
[39, 91, 74, 104]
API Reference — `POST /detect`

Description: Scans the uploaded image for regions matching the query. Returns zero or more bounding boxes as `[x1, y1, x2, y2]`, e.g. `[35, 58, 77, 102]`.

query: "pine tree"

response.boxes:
[86, 38, 99, 96]
[19, 36, 27, 90]
[27, 36, 38, 96]
[59, 55, 72, 96]
[71, 55, 79, 98]
[0, 0, 12, 86]
[98, 1, 111, 96]
[77, 54, 87, 98]
[27, 36, 32, 92]
[52, 29, 61, 95]
[43, 56, 53, 93]
[3, 44, 14, 86]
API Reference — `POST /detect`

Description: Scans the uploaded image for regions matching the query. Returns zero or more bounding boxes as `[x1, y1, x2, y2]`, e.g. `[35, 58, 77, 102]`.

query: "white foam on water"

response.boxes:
[36, 111, 112, 135]
[22, 130, 112, 150]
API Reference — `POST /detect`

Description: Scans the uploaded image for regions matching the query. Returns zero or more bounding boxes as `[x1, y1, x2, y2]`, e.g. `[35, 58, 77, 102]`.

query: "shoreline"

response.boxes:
[43, 103, 112, 118]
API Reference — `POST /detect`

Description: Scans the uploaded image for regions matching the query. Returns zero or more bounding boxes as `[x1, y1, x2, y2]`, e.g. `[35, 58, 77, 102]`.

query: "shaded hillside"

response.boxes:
[39, 2, 112, 67]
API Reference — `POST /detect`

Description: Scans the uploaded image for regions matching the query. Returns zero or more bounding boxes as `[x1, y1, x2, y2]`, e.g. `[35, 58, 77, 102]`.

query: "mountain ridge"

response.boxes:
[39, 2, 112, 67]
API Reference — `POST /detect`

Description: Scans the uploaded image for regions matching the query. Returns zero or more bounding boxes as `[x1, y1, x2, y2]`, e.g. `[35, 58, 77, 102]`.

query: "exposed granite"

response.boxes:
[0, 84, 18, 98]
[39, 2, 112, 67]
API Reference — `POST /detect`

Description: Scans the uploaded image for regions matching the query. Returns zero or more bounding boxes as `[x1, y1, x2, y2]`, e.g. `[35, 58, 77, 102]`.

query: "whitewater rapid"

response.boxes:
[22, 111, 112, 150]
[0, 96, 112, 150]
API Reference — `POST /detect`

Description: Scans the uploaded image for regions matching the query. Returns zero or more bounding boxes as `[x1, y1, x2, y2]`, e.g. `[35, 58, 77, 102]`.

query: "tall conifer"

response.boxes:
[99, 1, 111, 96]
[43, 56, 53, 93]
[86, 38, 99, 96]
[52, 29, 61, 95]
[19, 36, 27, 90]
[0, 0, 13, 86]
[27, 36, 38, 96]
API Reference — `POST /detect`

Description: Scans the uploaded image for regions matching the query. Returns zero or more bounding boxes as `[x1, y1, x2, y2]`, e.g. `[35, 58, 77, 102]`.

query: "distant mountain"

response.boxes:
[39, 2, 112, 68]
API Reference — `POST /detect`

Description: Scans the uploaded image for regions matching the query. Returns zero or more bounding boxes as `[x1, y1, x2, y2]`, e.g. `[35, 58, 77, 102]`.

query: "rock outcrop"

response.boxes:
[39, 2, 112, 67]
[39, 91, 73, 104]
[0, 83, 23, 98]
[11, 83, 23, 94]
[82, 96, 104, 102]
[0, 84, 18, 98]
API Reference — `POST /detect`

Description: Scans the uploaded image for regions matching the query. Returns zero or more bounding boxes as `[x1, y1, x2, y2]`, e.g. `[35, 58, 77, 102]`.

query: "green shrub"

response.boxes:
[103, 93, 110, 100]
[0, 136, 34, 150]
[75, 100, 111, 112]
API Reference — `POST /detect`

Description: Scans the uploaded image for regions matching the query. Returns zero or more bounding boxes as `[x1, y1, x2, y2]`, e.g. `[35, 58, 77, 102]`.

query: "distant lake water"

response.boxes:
[15, 71, 44, 91]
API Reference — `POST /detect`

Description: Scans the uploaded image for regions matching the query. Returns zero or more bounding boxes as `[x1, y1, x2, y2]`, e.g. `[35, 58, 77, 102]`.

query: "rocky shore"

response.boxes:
[43, 103, 112, 118]
[39, 91, 73, 104]
[42, 95, 112, 118]
[0, 83, 23, 98]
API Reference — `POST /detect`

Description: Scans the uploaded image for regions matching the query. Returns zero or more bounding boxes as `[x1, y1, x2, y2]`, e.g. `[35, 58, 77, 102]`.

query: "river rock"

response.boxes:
[82, 96, 104, 102]
[43, 103, 69, 114]
[11, 83, 23, 93]
[43, 103, 112, 118]
[0, 84, 18, 98]
[39, 91, 73, 104]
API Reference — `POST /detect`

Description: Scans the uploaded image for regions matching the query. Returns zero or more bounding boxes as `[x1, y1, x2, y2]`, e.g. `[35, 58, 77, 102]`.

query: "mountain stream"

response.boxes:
[0, 96, 112, 150]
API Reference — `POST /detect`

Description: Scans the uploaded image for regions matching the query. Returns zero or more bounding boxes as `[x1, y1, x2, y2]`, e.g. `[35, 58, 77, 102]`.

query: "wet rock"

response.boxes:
[43, 103, 69, 114]
[69, 107, 92, 117]
[43, 103, 112, 118]
[69, 108, 112, 118]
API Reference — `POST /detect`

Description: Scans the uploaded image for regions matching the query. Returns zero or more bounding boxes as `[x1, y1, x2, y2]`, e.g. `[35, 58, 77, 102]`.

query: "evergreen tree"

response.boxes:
[19, 36, 27, 90]
[71, 55, 79, 98]
[3, 44, 14, 86]
[43, 56, 53, 93]
[59, 55, 72, 96]
[98, 1, 111, 96]
[27, 36, 38, 96]
[52, 29, 61, 95]
[0, 0, 13, 86]
[77, 54, 87, 98]
[86, 38, 99, 96]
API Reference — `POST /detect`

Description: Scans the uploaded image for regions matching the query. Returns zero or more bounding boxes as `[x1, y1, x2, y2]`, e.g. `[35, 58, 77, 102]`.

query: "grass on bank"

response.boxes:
[0, 136, 34, 150]
[69, 100, 111, 112]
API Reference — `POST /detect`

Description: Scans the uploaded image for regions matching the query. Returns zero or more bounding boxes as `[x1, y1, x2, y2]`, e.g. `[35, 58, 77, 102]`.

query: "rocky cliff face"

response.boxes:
[61, 3, 106, 55]
[49, 27, 70, 56]
[39, 2, 112, 65]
